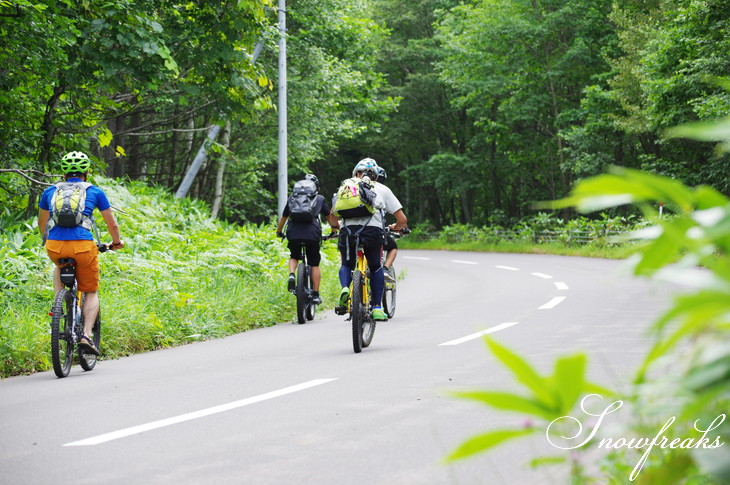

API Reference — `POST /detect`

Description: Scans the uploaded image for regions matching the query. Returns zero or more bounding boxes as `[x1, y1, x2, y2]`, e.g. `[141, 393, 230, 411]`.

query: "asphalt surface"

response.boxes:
[0, 250, 680, 485]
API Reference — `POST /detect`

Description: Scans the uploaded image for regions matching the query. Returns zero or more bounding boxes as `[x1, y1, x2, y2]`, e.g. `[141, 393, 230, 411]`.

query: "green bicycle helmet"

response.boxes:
[60, 151, 91, 174]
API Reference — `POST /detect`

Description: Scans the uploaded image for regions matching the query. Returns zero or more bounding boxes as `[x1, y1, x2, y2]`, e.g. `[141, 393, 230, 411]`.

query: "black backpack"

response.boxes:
[288, 179, 319, 223]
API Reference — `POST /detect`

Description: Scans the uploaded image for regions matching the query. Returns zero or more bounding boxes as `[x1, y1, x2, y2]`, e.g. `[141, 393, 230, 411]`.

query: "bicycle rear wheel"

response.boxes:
[79, 306, 101, 372]
[295, 262, 308, 324]
[382, 265, 397, 319]
[50, 289, 74, 378]
[305, 267, 316, 321]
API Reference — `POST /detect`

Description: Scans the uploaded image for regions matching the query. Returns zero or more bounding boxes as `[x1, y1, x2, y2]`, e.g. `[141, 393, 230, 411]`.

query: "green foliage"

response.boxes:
[0, 177, 340, 377]
[446, 338, 609, 463]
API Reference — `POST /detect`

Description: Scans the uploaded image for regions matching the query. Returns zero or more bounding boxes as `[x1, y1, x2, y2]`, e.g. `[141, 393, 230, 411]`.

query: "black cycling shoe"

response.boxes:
[312, 292, 322, 305]
[287, 274, 295, 293]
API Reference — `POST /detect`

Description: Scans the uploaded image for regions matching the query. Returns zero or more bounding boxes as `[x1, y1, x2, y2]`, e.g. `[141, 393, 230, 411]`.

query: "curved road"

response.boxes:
[0, 250, 679, 484]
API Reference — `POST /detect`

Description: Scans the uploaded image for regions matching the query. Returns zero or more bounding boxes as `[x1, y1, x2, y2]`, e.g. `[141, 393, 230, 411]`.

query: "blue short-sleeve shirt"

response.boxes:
[39, 177, 111, 241]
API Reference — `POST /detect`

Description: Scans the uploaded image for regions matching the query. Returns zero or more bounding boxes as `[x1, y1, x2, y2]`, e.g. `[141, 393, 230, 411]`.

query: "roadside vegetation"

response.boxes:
[400, 215, 648, 260]
[0, 176, 341, 378]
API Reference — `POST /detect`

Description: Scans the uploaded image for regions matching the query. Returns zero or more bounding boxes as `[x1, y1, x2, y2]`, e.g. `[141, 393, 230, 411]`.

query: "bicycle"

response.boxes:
[347, 243, 377, 353]
[49, 243, 112, 378]
[381, 230, 405, 319]
[291, 234, 337, 324]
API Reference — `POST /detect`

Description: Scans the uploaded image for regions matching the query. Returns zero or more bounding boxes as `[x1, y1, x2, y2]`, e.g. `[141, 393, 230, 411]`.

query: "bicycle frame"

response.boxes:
[354, 248, 369, 309]
[59, 260, 83, 345]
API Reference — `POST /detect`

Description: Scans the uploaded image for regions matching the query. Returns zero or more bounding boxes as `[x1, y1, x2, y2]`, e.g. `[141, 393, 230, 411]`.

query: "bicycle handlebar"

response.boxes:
[97, 242, 123, 253]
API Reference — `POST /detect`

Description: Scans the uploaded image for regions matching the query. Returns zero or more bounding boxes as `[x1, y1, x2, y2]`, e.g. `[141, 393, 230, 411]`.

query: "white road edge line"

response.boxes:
[439, 322, 520, 346]
[62, 378, 338, 447]
[539, 297, 566, 310]
[495, 265, 519, 271]
[451, 260, 478, 265]
[554, 281, 569, 290]
[531, 272, 553, 279]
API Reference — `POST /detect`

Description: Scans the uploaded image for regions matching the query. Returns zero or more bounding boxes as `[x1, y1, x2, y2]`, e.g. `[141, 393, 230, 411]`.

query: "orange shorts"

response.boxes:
[46, 240, 100, 292]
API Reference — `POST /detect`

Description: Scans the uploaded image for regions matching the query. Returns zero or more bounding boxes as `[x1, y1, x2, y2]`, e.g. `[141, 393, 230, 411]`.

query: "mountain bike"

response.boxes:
[49, 243, 112, 378]
[381, 230, 404, 319]
[348, 244, 377, 353]
[292, 234, 337, 324]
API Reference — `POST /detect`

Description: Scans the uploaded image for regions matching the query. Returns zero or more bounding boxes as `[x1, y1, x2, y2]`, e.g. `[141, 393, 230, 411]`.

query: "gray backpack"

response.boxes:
[48, 181, 93, 231]
[288, 180, 319, 223]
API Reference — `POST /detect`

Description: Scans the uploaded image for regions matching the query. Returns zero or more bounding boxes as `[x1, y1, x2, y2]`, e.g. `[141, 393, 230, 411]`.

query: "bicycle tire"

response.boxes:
[351, 271, 365, 353]
[50, 289, 74, 378]
[305, 266, 316, 321]
[79, 309, 101, 372]
[295, 262, 308, 324]
[361, 304, 376, 349]
[382, 265, 397, 319]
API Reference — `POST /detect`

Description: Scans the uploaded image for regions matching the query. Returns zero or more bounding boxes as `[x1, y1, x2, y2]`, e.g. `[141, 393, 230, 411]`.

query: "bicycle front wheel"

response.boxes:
[382, 265, 397, 319]
[351, 271, 365, 353]
[79, 306, 101, 372]
[295, 262, 308, 324]
[50, 289, 74, 378]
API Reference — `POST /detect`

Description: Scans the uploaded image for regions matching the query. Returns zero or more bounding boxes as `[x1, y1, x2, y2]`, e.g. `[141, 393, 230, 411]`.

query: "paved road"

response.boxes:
[0, 250, 678, 485]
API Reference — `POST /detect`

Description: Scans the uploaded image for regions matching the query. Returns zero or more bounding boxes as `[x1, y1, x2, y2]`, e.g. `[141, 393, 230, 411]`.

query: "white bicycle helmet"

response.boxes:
[352, 158, 379, 179]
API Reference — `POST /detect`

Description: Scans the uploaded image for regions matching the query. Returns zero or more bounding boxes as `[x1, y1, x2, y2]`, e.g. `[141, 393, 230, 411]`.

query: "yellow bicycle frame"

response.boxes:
[350, 247, 369, 312]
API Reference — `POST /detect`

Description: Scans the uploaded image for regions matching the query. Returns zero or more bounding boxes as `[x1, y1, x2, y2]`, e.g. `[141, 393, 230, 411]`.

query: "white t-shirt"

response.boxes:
[341, 181, 402, 229]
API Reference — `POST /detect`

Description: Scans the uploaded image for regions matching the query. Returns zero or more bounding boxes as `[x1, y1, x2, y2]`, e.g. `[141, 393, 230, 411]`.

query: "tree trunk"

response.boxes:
[175, 124, 221, 199]
[211, 121, 231, 218]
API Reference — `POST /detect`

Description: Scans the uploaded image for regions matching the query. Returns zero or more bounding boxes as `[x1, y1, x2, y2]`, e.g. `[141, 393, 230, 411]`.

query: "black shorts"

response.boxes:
[338, 225, 383, 271]
[287, 239, 322, 266]
[383, 234, 398, 252]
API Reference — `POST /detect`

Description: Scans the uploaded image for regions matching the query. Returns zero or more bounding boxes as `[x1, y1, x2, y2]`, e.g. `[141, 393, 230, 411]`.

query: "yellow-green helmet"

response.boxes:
[60, 151, 91, 174]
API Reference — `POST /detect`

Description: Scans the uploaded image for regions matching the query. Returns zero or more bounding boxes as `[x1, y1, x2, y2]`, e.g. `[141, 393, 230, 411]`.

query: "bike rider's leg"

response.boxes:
[74, 241, 102, 353]
[286, 239, 300, 292]
[384, 247, 397, 269]
[365, 243, 385, 308]
[82, 291, 100, 338]
[337, 231, 357, 289]
[52, 266, 63, 293]
[336, 231, 357, 312]
[304, 240, 323, 304]
[311, 266, 321, 291]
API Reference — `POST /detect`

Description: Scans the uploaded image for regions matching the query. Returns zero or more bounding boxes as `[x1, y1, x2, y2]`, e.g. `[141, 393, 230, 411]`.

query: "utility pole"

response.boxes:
[277, 0, 288, 217]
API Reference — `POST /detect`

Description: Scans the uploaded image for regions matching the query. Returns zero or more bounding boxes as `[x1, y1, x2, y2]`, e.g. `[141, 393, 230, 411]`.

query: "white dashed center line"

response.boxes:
[495, 265, 519, 271]
[63, 379, 338, 447]
[554, 282, 569, 290]
[531, 272, 553, 279]
[538, 297, 566, 310]
[451, 260, 478, 265]
[439, 322, 520, 346]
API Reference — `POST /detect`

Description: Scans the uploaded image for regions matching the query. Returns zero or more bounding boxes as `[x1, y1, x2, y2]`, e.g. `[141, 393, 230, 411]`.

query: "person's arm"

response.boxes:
[389, 209, 408, 233]
[38, 208, 49, 238]
[327, 212, 340, 230]
[100, 208, 124, 248]
[276, 216, 288, 237]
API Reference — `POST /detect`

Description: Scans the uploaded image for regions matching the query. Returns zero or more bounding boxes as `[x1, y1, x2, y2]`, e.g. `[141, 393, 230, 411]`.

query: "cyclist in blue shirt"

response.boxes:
[38, 151, 124, 355]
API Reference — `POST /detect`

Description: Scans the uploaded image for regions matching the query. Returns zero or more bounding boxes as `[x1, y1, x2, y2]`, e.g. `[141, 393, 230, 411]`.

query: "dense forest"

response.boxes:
[1, 0, 729, 228]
